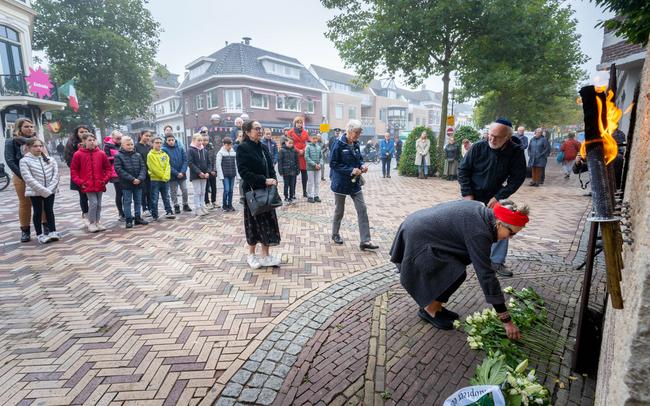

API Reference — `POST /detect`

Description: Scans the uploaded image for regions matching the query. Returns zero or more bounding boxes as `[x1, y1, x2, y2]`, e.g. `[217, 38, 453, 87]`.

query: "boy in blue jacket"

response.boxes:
[162, 134, 191, 213]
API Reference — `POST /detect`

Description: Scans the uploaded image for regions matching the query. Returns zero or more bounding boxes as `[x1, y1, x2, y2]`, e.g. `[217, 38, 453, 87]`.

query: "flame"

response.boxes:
[623, 103, 634, 115]
[579, 87, 621, 164]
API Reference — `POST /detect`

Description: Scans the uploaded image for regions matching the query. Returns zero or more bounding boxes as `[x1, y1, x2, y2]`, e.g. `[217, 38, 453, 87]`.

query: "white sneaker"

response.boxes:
[47, 232, 60, 242]
[259, 255, 281, 267]
[37, 234, 49, 244]
[96, 222, 106, 231]
[88, 223, 99, 233]
[143, 210, 152, 218]
[247, 255, 262, 269]
[82, 213, 90, 227]
[212, 202, 220, 209]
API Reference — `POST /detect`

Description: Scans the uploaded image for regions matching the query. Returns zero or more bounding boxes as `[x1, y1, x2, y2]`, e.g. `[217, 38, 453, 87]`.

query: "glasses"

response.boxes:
[502, 223, 518, 237]
[253, 127, 262, 131]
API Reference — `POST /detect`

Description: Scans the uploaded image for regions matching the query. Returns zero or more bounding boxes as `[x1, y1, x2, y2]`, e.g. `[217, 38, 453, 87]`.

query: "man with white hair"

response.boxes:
[457, 118, 526, 277]
[329, 119, 378, 251]
[230, 117, 244, 141]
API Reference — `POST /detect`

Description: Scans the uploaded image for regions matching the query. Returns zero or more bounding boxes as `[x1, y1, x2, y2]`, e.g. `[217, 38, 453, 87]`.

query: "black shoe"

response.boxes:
[125, 220, 134, 229]
[174, 205, 181, 214]
[387, 175, 391, 178]
[492, 263, 514, 277]
[183, 204, 192, 212]
[314, 197, 322, 203]
[303, 193, 308, 198]
[332, 234, 344, 245]
[307, 197, 315, 203]
[151, 216, 159, 222]
[118, 215, 126, 222]
[360, 242, 379, 251]
[284, 198, 290, 203]
[20, 227, 30, 243]
[417, 308, 454, 330]
[438, 307, 460, 321]
[134, 217, 149, 226]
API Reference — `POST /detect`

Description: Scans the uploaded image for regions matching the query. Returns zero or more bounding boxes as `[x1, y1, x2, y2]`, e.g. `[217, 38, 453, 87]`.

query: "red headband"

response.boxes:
[493, 203, 529, 227]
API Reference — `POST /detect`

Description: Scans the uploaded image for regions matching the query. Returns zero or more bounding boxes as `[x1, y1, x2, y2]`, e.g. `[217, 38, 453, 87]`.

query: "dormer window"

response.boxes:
[188, 63, 209, 80]
[258, 56, 301, 80]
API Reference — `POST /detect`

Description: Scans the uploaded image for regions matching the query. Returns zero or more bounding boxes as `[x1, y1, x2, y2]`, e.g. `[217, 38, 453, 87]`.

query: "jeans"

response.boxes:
[169, 178, 189, 206]
[87, 192, 103, 223]
[417, 164, 428, 177]
[222, 177, 235, 207]
[113, 182, 124, 216]
[307, 170, 320, 198]
[381, 156, 392, 176]
[283, 175, 296, 199]
[191, 179, 207, 209]
[205, 173, 217, 204]
[490, 239, 509, 265]
[332, 191, 371, 243]
[150, 181, 173, 218]
[122, 188, 143, 220]
[29, 194, 56, 235]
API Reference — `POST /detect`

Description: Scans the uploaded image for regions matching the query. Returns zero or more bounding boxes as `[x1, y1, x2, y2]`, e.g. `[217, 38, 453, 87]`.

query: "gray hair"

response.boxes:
[490, 122, 513, 137]
[120, 135, 133, 145]
[346, 119, 362, 133]
[110, 129, 122, 138]
[234, 117, 244, 126]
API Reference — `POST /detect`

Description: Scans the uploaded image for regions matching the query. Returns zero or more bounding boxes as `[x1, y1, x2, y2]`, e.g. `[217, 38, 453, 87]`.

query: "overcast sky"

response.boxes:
[147, 0, 613, 93]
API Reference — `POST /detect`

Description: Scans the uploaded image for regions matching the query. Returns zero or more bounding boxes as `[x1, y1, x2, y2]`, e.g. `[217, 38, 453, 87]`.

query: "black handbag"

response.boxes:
[245, 149, 282, 216]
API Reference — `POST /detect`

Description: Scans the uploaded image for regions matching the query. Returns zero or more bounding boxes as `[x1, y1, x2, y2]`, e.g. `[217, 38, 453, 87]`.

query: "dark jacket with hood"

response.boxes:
[114, 149, 147, 190]
[4, 136, 30, 178]
[278, 145, 300, 177]
[329, 134, 364, 195]
[187, 145, 210, 181]
[236, 138, 277, 192]
[162, 142, 188, 179]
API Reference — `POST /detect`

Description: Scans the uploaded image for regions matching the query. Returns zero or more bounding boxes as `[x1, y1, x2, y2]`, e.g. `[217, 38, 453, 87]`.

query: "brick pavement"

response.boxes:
[0, 162, 596, 405]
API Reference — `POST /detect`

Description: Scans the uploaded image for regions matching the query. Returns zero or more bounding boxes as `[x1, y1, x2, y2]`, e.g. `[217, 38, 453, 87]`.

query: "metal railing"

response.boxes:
[360, 116, 375, 127]
[0, 74, 60, 101]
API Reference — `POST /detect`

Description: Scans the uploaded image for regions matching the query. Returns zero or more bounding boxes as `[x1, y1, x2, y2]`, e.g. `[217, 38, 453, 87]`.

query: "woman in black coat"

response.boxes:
[236, 121, 281, 269]
[390, 199, 529, 337]
[64, 125, 93, 224]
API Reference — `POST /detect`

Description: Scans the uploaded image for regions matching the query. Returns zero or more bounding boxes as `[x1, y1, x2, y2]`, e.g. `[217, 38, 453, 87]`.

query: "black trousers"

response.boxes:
[30, 194, 56, 235]
[142, 178, 150, 211]
[205, 174, 217, 204]
[382, 156, 392, 176]
[78, 191, 89, 214]
[283, 175, 297, 199]
[436, 271, 467, 302]
[113, 182, 124, 216]
[300, 170, 308, 196]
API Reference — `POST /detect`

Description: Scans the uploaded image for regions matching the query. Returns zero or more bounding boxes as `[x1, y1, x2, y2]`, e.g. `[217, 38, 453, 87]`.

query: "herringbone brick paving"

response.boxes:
[0, 162, 590, 405]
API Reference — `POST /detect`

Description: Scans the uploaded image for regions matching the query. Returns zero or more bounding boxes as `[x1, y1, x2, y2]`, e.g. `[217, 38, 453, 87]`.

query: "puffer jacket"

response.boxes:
[187, 145, 210, 181]
[70, 147, 112, 193]
[329, 134, 364, 195]
[162, 142, 188, 179]
[103, 136, 120, 181]
[204, 142, 217, 172]
[278, 146, 300, 177]
[64, 136, 84, 190]
[305, 142, 323, 171]
[4, 136, 31, 178]
[216, 146, 239, 180]
[287, 128, 309, 170]
[19, 152, 60, 197]
[114, 149, 146, 190]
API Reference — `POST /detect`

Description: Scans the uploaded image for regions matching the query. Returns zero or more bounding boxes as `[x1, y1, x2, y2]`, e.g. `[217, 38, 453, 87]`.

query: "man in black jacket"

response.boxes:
[135, 130, 152, 216]
[457, 118, 526, 277]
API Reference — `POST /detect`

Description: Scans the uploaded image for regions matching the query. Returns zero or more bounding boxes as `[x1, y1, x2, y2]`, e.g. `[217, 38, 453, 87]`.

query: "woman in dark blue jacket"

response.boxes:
[329, 120, 378, 251]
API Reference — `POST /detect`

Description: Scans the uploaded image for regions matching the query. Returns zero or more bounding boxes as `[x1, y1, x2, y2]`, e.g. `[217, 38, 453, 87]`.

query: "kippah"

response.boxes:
[495, 118, 513, 128]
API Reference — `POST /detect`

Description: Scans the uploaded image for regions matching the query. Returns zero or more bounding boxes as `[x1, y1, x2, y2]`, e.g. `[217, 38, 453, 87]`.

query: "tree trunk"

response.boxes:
[438, 69, 451, 153]
[97, 112, 106, 141]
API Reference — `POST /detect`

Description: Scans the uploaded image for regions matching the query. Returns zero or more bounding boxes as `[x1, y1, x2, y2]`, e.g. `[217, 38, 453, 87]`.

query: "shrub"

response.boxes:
[398, 126, 439, 176]
[454, 125, 481, 145]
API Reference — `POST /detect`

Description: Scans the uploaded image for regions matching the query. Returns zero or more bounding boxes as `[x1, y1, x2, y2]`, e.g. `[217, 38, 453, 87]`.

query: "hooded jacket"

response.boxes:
[305, 142, 323, 171]
[103, 136, 120, 180]
[287, 128, 309, 171]
[278, 145, 300, 177]
[329, 134, 364, 195]
[162, 141, 188, 179]
[147, 149, 171, 182]
[188, 145, 210, 181]
[70, 147, 112, 193]
[19, 152, 60, 197]
[216, 146, 238, 180]
[114, 149, 147, 190]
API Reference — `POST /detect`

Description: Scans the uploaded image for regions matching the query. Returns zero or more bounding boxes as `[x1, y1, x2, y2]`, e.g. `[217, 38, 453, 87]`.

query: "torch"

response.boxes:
[579, 84, 624, 309]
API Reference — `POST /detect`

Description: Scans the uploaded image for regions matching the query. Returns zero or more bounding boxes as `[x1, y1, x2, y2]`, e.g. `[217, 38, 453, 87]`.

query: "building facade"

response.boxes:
[152, 73, 184, 139]
[0, 0, 65, 165]
[177, 38, 326, 142]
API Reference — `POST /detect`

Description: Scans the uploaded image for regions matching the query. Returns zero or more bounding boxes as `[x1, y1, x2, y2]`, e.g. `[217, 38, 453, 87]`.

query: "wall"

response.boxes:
[326, 92, 363, 130]
[373, 96, 408, 135]
[595, 46, 650, 406]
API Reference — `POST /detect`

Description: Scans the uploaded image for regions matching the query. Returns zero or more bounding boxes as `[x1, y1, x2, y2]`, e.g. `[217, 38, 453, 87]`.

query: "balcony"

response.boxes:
[0, 74, 60, 101]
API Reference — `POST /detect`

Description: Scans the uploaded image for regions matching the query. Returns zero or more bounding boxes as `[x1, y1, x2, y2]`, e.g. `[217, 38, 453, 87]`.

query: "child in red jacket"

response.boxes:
[70, 133, 112, 232]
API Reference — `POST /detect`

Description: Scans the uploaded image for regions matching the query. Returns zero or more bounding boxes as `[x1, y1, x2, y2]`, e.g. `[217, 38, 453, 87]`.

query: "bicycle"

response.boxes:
[0, 163, 10, 191]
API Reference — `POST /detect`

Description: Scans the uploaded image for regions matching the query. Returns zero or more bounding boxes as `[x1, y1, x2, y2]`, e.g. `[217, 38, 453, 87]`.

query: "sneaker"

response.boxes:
[96, 222, 107, 231]
[212, 202, 220, 209]
[143, 210, 152, 218]
[37, 234, 49, 244]
[82, 213, 90, 227]
[47, 231, 60, 242]
[118, 215, 126, 222]
[174, 205, 181, 214]
[134, 217, 149, 225]
[247, 254, 262, 269]
[492, 263, 513, 277]
[207, 203, 215, 210]
[228, 205, 236, 212]
[88, 223, 99, 233]
[165, 212, 176, 219]
[417, 308, 454, 330]
[259, 255, 281, 267]
[307, 197, 315, 203]
[183, 204, 192, 212]
[151, 216, 159, 222]
[202, 206, 210, 215]
[126, 220, 134, 229]
[314, 197, 322, 203]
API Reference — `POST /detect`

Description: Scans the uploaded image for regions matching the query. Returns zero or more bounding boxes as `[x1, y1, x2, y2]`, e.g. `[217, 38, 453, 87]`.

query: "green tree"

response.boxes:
[321, 0, 484, 153]
[456, 0, 586, 128]
[33, 0, 161, 138]
[592, 0, 650, 46]
[454, 126, 481, 144]
[398, 126, 439, 177]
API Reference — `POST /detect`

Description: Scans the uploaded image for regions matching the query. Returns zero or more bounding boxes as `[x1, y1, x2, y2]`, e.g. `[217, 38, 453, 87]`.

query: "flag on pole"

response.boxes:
[58, 80, 79, 112]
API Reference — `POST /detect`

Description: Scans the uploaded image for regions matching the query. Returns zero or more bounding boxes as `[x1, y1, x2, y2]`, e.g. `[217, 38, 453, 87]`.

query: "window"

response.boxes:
[335, 104, 344, 120]
[348, 106, 357, 119]
[386, 90, 397, 99]
[206, 90, 218, 109]
[195, 94, 204, 110]
[276, 95, 301, 112]
[169, 99, 176, 113]
[0, 25, 24, 78]
[188, 63, 209, 80]
[224, 89, 242, 111]
[261, 60, 300, 79]
[324, 80, 352, 93]
[184, 98, 190, 115]
[379, 109, 386, 121]
[157, 104, 165, 116]
[305, 100, 315, 114]
[250, 92, 270, 109]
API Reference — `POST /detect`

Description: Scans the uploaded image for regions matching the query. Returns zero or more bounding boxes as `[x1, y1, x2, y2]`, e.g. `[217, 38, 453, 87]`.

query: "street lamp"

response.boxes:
[194, 113, 199, 130]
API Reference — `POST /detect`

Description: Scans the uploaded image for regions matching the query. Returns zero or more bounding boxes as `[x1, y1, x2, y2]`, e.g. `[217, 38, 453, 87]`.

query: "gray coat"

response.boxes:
[527, 136, 550, 168]
[389, 200, 505, 307]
